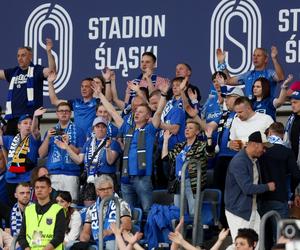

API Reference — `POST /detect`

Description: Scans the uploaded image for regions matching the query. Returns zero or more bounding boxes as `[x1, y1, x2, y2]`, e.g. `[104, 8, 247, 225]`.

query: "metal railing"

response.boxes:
[98, 195, 121, 250]
[180, 159, 203, 246]
[259, 210, 281, 250]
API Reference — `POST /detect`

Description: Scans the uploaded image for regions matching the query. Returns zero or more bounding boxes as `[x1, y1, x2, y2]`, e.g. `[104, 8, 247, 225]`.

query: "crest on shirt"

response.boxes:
[46, 217, 53, 225]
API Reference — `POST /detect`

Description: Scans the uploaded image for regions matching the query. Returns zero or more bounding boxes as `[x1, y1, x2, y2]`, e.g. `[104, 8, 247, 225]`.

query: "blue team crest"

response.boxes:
[46, 218, 53, 225]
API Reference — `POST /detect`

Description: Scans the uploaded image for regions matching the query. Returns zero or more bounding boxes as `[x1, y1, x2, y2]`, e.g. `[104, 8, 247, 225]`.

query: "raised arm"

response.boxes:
[110, 71, 126, 110]
[180, 77, 198, 118]
[43, 38, 56, 77]
[102, 67, 113, 101]
[143, 68, 155, 94]
[151, 81, 168, 128]
[92, 82, 124, 128]
[31, 107, 46, 140]
[216, 48, 238, 85]
[0, 70, 5, 80]
[271, 46, 285, 81]
[105, 139, 119, 165]
[47, 72, 66, 106]
[274, 74, 293, 108]
[161, 130, 171, 159]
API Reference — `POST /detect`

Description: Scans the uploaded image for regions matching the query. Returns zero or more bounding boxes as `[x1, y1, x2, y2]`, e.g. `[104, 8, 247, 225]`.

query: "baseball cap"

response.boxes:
[222, 87, 244, 97]
[18, 114, 32, 123]
[290, 90, 300, 100]
[248, 131, 272, 147]
[92, 116, 108, 127]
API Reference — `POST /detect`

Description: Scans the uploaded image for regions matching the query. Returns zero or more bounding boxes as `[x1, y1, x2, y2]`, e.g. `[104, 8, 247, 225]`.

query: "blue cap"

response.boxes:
[290, 90, 300, 100]
[18, 114, 32, 123]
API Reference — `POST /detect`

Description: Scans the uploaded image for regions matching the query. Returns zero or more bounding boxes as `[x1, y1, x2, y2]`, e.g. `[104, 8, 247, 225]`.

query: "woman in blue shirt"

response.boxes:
[251, 75, 292, 120]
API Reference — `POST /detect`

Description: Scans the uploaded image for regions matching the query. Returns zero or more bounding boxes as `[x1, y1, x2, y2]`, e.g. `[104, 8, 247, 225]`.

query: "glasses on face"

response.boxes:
[97, 186, 113, 192]
[57, 110, 71, 114]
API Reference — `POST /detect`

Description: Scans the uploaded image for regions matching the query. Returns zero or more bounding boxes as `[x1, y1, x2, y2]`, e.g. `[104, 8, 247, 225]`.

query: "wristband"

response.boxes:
[207, 137, 212, 139]
[217, 62, 227, 71]
[105, 80, 111, 84]
[161, 92, 168, 97]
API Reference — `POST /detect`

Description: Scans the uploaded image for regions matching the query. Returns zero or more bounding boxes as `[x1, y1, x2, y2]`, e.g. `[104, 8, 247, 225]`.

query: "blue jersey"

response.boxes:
[119, 122, 158, 176]
[252, 97, 276, 121]
[4, 65, 45, 118]
[45, 123, 86, 176]
[237, 69, 277, 99]
[201, 90, 222, 124]
[158, 106, 186, 150]
[81, 138, 121, 174]
[69, 98, 98, 132]
[3, 135, 41, 183]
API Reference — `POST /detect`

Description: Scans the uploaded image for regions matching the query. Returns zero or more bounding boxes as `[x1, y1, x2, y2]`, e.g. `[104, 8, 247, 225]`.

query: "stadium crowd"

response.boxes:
[0, 38, 300, 250]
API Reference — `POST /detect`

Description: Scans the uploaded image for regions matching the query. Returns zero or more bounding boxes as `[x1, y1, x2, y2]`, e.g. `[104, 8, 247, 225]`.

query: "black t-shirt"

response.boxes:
[291, 114, 300, 159]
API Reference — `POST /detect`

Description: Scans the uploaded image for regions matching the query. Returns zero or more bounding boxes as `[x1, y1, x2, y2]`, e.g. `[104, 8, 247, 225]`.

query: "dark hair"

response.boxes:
[31, 166, 49, 186]
[268, 122, 285, 136]
[35, 176, 51, 187]
[171, 76, 185, 85]
[139, 87, 150, 101]
[57, 191, 74, 233]
[234, 96, 252, 107]
[82, 77, 94, 83]
[252, 77, 271, 99]
[211, 71, 227, 81]
[94, 75, 106, 94]
[82, 183, 97, 202]
[142, 51, 156, 63]
[235, 228, 258, 248]
[56, 102, 72, 112]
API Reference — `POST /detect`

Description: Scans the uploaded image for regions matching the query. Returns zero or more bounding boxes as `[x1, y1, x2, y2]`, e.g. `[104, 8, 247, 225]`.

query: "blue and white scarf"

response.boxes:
[267, 135, 284, 145]
[161, 98, 183, 123]
[84, 137, 106, 177]
[53, 122, 77, 163]
[11, 202, 31, 236]
[5, 63, 35, 119]
[91, 195, 117, 242]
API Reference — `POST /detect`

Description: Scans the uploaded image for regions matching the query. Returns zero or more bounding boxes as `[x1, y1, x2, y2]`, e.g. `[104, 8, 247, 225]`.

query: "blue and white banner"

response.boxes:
[0, 0, 299, 108]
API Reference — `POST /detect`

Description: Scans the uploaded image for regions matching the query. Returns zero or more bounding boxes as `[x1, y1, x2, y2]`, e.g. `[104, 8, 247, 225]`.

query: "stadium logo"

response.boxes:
[210, 0, 262, 75]
[24, 3, 73, 95]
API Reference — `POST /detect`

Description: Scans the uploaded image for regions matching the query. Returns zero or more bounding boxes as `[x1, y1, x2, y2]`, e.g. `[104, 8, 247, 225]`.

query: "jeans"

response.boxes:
[258, 200, 289, 219]
[174, 178, 195, 215]
[121, 175, 153, 213]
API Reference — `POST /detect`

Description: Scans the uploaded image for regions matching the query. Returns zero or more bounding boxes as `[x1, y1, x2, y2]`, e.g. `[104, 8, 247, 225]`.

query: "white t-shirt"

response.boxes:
[229, 112, 274, 142]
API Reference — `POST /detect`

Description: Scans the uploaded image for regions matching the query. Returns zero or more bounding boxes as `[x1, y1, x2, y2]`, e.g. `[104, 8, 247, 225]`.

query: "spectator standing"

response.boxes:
[0, 39, 56, 135]
[10, 183, 31, 237]
[0, 108, 44, 207]
[225, 131, 275, 244]
[17, 176, 66, 250]
[38, 102, 85, 202]
[217, 46, 285, 98]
